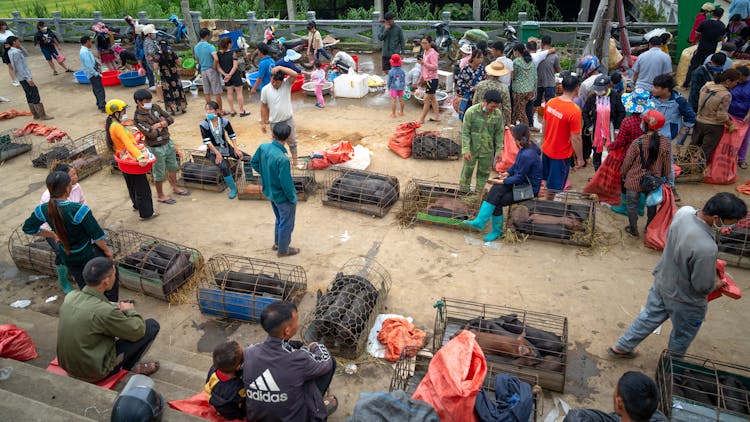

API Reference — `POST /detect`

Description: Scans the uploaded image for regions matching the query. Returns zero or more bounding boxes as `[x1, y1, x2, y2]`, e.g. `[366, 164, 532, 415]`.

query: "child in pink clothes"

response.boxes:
[310, 60, 326, 108]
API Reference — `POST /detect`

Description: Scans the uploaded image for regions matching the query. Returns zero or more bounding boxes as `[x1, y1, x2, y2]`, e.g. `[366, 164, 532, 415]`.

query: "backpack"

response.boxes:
[389, 67, 406, 91]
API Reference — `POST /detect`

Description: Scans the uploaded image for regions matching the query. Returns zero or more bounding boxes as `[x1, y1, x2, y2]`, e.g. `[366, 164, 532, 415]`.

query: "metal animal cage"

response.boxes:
[412, 128, 461, 160]
[716, 215, 750, 269]
[322, 168, 400, 217]
[236, 164, 317, 201]
[432, 298, 568, 393]
[507, 191, 597, 247]
[0, 129, 32, 162]
[31, 134, 74, 168]
[113, 229, 204, 301]
[197, 254, 307, 322]
[399, 179, 482, 230]
[176, 149, 243, 192]
[50, 130, 108, 181]
[389, 346, 541, 421]
[673, 145, 706, 183]
[303, 257, 392, 359]
[656, 350, 750, 421]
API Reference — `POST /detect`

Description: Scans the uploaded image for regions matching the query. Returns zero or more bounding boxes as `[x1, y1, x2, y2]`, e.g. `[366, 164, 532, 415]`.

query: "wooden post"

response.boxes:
[247, 11, 258, 43]
[286, 0, 297, 20]
[256, 0, 266, 16]
[473, 0, 481, 21]
[583, 0, 608, 57]
[372, 11, 381, 48]
[52, 11, 63, 42]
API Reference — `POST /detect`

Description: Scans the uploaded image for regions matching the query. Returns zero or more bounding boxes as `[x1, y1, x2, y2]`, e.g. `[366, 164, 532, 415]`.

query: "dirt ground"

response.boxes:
[1, 44, 749, 420]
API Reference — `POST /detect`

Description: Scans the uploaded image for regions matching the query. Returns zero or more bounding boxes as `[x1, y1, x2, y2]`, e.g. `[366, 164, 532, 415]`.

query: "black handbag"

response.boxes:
[513, 177, 534, 201]
[638, 139, 662, 192]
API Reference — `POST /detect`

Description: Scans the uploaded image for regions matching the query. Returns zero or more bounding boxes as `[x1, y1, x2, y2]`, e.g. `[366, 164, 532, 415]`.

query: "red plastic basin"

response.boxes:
[102, 70, 122, 86]
[291, 74, 305, 92]
[114, 153, 156, 175]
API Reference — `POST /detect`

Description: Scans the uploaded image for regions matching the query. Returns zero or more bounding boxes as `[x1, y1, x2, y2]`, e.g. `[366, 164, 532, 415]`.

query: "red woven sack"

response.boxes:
[644, 185, 677, 251]
[704, 118, 748, 185]
[708, 259, 743, 301]
[494, 128, 517, 172]
[323, 141, 354, 164]
[388, 121, 420, 159]
[0, 324, 38, 361]
[168, 392, 244, 422]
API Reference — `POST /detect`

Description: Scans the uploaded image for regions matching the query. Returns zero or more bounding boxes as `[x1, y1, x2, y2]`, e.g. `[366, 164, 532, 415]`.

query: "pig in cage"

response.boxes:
[31, 135, 74, 168]
[715, 214, 750, 270]
[506, 190, 597, 247]
[197, 254, 307, 323]
[236, 164, 317, 201]
[655, 349, 750, 421]
[176, 149, 245, 192]
[49, 130, 108, 181]
[114, 229, 203, 302]
[411, 128, 461, 160]
[433, 297, 568, 393]
[399, 178, 483, 230]
[303, 257, 392, 359]
[0, 129, 32, 162]
[673, 145, 706, 184]
[322, 168, 400, 217]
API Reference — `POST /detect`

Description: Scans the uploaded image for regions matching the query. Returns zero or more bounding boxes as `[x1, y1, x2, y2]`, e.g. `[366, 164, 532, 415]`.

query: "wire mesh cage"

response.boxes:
[31, 135, 74, 168]
[176, 149, 242, 192]
[302, 257, 392, 359]
[0, 129, 33, 162]
[673, 145, 706, 183]
[506, 191, 597, 247]
[715, 215, 750, 269]
[398, 179, 483, 230]
[322, 168, 400, 217]
[389, 346, 541, 421]
[432, 298, 568, 393]
[49, 130, 108, 181]
[236, 163, 317, 201]
[113, 229, 204, 302]
[655, 350, 750, 421]
[197, 254, 307, 322]
[412, 128, 461, 160]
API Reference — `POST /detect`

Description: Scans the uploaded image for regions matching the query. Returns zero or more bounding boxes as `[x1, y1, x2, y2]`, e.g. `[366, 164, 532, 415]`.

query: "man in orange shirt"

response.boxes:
[542, 75, 584, 200]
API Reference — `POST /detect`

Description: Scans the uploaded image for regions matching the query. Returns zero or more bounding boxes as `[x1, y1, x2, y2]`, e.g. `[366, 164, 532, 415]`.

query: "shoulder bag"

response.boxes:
[513, 176, 534, 201]
[638, 139, 662, 193]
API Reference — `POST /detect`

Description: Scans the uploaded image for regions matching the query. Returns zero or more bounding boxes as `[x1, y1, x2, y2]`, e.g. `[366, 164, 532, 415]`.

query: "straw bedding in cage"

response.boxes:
[237, 164, 317, 201]
[197, 254, 307, 322]
[432, 297, 568, 393]
[398, 179, 482, 230]
[0, 129, 32, 162]
[673, 145, 706, 183]
[412, 129, 461, 160]
[322, 168, 400, 217]
[303, 257, 392, 359]
[389, 346, 541, 420]
[506, 191, 597, 247]
[176, 149, 243, 192]
[31, 135, 74, 168]
[716, 215, 750, 269]
[655, 350, 750, 420]
[49, 130, 108, 181]
[114, 229, 203, 302]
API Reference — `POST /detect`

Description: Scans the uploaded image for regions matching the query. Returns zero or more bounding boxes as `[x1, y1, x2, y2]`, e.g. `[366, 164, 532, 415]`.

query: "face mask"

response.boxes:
[708, 65, 722, 72]
[121, 113, 128, 120]
[206, 113, 216, 120]
[41, 27, 48, 32]
[143, 102, 153, 109]
[712, 217, 735, 232]
[482, 106, 488, 113]
[640, 122, 648, 133]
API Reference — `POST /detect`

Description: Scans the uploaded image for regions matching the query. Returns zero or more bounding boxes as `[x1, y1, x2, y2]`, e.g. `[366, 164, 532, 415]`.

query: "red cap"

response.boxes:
[641, 109, 666, 131]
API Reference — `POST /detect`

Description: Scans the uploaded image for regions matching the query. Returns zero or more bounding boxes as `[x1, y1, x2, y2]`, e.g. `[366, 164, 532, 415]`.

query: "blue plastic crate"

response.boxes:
[198, 287, 279, 322]
[218, 30, 244, 51]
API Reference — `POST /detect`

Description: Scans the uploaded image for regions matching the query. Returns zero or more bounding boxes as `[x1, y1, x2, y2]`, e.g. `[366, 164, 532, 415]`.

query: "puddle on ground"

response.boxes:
[565, 340, 601, 397]
[192, 319, 241, 353]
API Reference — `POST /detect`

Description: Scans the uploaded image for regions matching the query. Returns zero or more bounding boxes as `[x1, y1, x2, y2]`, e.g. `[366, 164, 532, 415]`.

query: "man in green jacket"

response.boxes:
[251, 123, 299, 257]
[57, 257, 160, 382]
[460, 89, 505, 192]
[378, 12, 404, 73]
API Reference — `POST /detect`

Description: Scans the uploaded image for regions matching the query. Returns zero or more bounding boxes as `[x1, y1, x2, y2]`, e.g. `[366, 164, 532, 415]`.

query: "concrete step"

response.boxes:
[120, 370, 203, 404]
[0, 389, 95, 422]
[143, 357, 209, 394]
[0, 358, 206, 421]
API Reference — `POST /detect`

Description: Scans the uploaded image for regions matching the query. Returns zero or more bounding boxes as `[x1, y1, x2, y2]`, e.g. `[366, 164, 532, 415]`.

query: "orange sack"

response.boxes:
[323, 140, 354, 164]
[412, 330, 487, 422]
[704, 118, 748, 185]
[388, 121, 420, 159]
[168, 392, 244, 422]
[494, 128, 517, 172]
[644, 185, 677, 251]
[377, 317, 427, 362]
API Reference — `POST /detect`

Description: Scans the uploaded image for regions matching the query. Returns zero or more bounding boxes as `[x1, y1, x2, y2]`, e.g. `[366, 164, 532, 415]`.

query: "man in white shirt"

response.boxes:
[632, 36, 672, 92]
[491, 40, 513, 85]
[330, 46, 356, 73]
[261, 66, 299, 165]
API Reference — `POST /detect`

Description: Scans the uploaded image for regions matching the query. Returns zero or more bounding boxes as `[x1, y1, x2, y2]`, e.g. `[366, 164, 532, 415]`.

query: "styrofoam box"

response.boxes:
[438, 70, 454, 92]
[334, 73, 369, 98]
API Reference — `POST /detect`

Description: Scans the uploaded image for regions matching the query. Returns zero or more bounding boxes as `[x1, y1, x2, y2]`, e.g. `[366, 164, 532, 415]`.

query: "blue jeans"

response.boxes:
[615, 287, 707, 356]
[140, 58, 155, 87]
[272, 201, 296, 253]
[534, 86, 556, 106]
[315, 48, 331, 62]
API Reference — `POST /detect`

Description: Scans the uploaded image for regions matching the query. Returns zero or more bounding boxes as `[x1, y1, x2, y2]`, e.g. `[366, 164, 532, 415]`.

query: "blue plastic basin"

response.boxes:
[118, 71, 147, 87]
[74, 70, 90, 84]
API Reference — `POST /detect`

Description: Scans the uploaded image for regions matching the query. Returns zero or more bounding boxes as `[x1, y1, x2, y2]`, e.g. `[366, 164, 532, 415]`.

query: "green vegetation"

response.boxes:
[640, 4, 666, 23]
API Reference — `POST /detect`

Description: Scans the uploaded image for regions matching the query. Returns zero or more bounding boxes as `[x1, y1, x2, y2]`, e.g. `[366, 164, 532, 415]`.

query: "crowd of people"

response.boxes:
[4, 6, 750, 421]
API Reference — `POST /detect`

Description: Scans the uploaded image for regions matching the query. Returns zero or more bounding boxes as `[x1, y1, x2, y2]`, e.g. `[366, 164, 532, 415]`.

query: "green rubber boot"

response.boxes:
[463, 201, 496, 231]
[56, 265, 74, 294]
[224, 175, 237, 199]
[638, 192, 646, 217]
[610, 194, 628, 216]
[483, 215, 504, 242]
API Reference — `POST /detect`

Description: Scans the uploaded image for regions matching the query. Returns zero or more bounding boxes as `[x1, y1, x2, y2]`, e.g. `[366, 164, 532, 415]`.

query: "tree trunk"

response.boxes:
[257, 0, 266, 16]
[584, 0, 609, 58]
[375, 0, 383, 17]
[473, 0, 481, 21]
[286, 0, 297, 19]
[181, 0, 197, 46]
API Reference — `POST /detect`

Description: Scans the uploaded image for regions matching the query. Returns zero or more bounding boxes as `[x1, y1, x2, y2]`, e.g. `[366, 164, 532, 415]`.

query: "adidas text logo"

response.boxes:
[247, 369, 288, 402]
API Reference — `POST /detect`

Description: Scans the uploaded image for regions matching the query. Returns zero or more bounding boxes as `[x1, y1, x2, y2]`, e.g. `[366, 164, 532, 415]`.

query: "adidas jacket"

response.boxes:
[243, 337, 333, 422]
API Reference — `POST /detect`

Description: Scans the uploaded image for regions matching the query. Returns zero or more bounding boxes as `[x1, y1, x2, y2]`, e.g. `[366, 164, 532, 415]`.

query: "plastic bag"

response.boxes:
[413, 330, 487, 422]
[376, 317, 426, 362]
[704, 117, 748, 185]
[323, 141, 354, 164]
[494, 128, 517, 173]
[0, 324, 38, 361]
[646, 185, 663, 207]
[708, 259, 742, 301]
[644, 184, 677, 251]
[583, 154, 625, 205]
[334, 145, 371, 170]
[388, 121, 420, 159]
[168, 392, 244, 422]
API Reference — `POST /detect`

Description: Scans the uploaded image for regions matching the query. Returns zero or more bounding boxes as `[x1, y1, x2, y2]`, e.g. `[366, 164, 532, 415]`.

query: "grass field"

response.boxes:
[1, 0, 98, 19]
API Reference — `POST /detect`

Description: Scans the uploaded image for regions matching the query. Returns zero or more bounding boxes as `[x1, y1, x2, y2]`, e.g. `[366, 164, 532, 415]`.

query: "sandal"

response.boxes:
[277, 247, 300, 257]
[740, 161, 748, 169]
[141, 212, 160, 221]
[323, 393, 338, 416]
[65, 69, 74, 73]
[607, 347, 638, 359]
[131, 361, 160, 376]
[272, 244, 278, 251]
[624, 226, 639, 238]
[240, 111, 251, 117]
[230, 111, 237, 117]
[158, 198, 176, 204]
[53, 71, 59, 76]
[173, 189, 191, 196]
